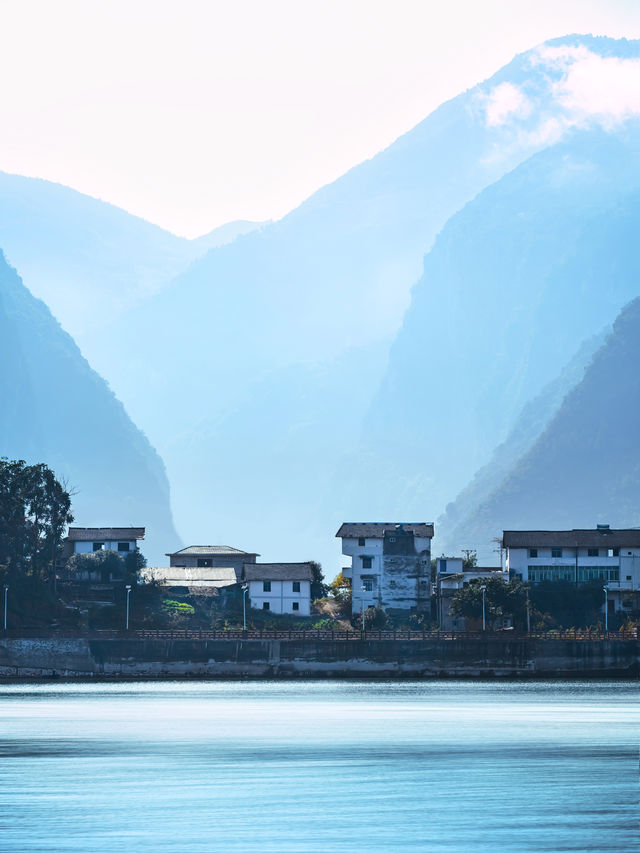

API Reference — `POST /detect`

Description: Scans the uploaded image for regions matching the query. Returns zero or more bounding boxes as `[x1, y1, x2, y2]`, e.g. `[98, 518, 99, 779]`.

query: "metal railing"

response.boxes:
[1, 627, 637, 641]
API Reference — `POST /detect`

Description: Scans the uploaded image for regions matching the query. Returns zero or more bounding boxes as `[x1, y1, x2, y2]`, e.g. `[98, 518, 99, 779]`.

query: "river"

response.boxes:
[0, 680, 637, 852]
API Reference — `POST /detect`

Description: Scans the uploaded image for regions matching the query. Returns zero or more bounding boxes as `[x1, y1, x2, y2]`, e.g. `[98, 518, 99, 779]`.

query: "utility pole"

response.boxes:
[480, 585, 486, 632]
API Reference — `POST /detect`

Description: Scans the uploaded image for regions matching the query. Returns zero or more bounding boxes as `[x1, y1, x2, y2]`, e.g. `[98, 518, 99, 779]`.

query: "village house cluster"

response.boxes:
[59, 521, 640, 624]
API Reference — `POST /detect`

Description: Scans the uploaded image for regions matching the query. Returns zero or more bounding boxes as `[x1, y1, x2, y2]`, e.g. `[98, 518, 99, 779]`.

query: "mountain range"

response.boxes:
[1, 33, 640, 574]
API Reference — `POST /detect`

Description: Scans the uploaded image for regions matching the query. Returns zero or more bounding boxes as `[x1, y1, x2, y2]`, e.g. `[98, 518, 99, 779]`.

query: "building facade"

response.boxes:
[337, 522, 433, 614]
[243, 563, 313, 616]
[63, 527, 145, 558]
[503, 526, 640, 615]
[166, 545, 258, 572]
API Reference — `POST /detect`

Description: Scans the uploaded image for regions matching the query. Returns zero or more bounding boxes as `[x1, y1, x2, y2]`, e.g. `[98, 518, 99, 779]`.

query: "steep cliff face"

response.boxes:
[441, 297, 640, 560]
[354, 129, 640, 527]
[0, 252, 180, 563]
[87, 36, 640, 575]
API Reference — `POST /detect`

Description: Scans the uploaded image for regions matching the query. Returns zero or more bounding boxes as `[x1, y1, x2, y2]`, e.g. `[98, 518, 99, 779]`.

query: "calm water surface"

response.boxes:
[0, 680, 638, 852]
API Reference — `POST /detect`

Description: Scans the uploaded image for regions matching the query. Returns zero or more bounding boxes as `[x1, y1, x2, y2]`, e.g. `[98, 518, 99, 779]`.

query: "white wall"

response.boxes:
[248, 579, 310, 616]
[74, 539, 137, 554]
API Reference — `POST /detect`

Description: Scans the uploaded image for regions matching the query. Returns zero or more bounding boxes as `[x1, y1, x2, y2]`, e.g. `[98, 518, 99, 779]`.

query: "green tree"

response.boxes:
[529, 580, 605, 629]
[309, 561, 327, 600]
[450, 576, 527, 629]
[67, 549, 125, 582]
[0, 458, 73, 582]
[461, 550, 478, 571]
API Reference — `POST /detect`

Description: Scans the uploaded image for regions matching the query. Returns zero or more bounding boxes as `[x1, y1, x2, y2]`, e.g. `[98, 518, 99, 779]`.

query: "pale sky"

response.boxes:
[0, 0, 638, 237]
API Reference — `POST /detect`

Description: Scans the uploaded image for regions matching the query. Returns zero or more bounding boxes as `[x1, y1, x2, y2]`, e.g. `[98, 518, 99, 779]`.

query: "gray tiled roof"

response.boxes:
[143, 566, 240, 587]
[66, 527, 145, 541]
[165, 545, 258, 557]
[336, 523, 434, 539]
[503, 529, 640, 548]
[243, 562, 314, 581]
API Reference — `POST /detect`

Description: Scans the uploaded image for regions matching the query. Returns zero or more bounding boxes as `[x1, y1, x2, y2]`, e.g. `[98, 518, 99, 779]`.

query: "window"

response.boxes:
[626, 575, 632, 581]
[529, 549, 538, 558]
[578, 566, 619, 582]
[440, 559, 447, 573]
[388, 537, 396, 543]
[551, 549, 562, 558]
[358, 537, 366, 546]
[362, 556, 372, 569]
[611, 548, 620, 557]
[117, 542, 131, 552]
[93, 542, 104, 552]
[262, 602, 270, 610]
[528, 565, 574, 583]
[263, 581, 271, 592]
[587, 548, 599, 557]
[292, 602, 299, 611]
[197, 558, 212, 568]
[292, 581, 300, 592]
[362, 578, 374, 592]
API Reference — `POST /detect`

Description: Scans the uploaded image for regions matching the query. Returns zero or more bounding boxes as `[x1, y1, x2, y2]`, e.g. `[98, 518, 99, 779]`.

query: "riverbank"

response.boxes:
[0, 636, 638, 679]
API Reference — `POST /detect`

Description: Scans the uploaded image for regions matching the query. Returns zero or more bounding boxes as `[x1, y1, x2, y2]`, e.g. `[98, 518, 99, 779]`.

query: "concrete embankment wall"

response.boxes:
[0, 637, 638, 679]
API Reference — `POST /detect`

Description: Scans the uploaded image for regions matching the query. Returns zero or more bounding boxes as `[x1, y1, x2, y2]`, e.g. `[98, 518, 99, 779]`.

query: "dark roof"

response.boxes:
[165, 545, 259, 557]
[336, 523, 434, 539]
[66, 527, 145, 541]
[243, 562, 314, 581]
[503, 529, 640, 548]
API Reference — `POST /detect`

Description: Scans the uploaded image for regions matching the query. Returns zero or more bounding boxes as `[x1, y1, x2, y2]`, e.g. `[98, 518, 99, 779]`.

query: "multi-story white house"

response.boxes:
[63, 527, 145, 558]
[503, 526, 640, 615]
[243, 563, 313, 616]
[337, 522, 433, 614]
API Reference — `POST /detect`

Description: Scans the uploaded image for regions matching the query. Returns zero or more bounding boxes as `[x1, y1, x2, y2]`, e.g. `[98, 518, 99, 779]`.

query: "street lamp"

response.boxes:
[125, 584, 132, 631]
[242, 584, 249, 630]
[525, 586, 531, 635]
[480, 585, 487, 632]
[361, 585, 366, 632]
[3, 584, 8, 631]
[603, 586, 609, 633]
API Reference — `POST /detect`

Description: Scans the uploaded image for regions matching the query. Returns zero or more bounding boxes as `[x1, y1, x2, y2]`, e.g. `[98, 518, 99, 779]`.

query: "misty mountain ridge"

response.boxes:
[353, 126, 640, 539]
[440, 296, 640, 561]
[0, 170, 264, 353]
[0, 251, 180, 563]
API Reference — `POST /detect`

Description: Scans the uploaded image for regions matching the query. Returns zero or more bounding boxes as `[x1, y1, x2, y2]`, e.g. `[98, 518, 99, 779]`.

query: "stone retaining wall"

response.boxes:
[0, 637, 638, 679]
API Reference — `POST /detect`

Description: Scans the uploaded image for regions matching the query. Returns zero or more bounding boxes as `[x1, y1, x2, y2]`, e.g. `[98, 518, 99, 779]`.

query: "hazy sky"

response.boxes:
[0, 0, 639, 237]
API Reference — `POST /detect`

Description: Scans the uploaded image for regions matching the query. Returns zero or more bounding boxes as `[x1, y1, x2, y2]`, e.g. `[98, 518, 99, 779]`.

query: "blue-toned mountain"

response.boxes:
[0, 253, 180, 563]
[440, 295, 640, 560]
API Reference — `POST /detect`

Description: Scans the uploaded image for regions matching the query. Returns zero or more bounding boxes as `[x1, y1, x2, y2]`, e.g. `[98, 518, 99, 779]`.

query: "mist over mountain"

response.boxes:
[0, 252, 180, 563]
[0, 171, 262, 355]
[353, 128, 640, 541]
[2, 34, 639, 575]
[440, 296, 640, 560]
[79, 34, 640, 574]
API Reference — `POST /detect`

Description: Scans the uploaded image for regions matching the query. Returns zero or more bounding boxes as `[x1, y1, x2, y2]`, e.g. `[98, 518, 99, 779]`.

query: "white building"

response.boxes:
[503, 526, 640, 616]
[243, 563, 313, 616]
[435, 556, 508, 630]
[64, 527, 145, 557]
[337, 522, 433, 614]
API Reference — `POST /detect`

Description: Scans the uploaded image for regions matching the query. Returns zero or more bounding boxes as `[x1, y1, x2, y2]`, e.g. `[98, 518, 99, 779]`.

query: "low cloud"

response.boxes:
[481, 45, 640, 140]
[484, 82, 533, 127]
